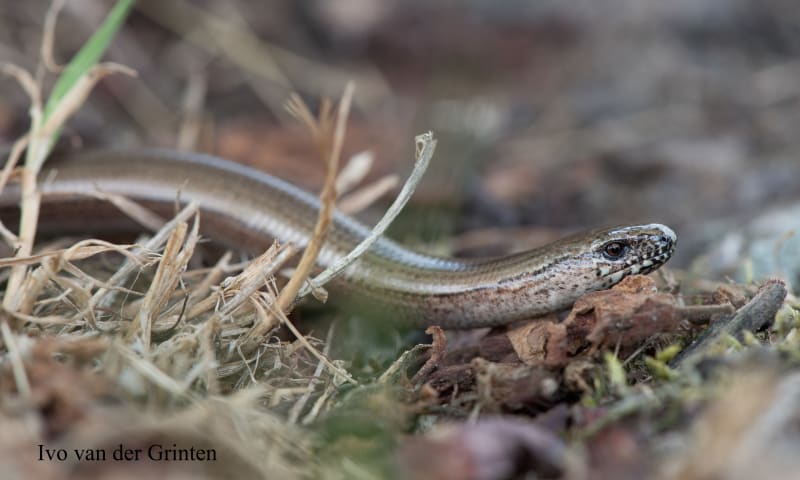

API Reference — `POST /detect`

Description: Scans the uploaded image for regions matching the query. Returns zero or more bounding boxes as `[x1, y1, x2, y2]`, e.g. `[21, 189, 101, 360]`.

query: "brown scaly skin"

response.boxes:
[0, 149, 676, 328]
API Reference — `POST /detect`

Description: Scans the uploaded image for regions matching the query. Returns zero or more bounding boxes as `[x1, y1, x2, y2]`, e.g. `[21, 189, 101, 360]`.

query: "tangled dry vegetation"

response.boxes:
[2, 2, 800, 479]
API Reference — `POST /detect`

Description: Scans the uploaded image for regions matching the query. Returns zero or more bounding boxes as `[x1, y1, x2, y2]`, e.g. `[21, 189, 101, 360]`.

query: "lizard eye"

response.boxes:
[602, 241, 627, 259]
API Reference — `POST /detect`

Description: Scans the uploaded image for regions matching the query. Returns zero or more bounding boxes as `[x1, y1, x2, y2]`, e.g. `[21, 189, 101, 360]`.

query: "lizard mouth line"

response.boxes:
[602, 244, 675, 279]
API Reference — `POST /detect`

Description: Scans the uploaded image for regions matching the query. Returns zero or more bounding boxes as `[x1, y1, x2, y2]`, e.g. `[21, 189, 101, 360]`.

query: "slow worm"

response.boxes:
[0, 149, 676, 328]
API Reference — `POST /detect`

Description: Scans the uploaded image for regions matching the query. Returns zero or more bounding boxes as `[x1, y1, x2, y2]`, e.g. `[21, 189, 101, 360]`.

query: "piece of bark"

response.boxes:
[425, 364, 476, 395]
[508, 276, 685, 367]
[478, 329, 519, 363]
[472, 358, 561, 411]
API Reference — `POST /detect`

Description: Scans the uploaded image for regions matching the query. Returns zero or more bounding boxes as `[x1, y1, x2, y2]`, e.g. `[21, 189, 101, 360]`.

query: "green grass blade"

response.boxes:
[42, 0, 134, 123]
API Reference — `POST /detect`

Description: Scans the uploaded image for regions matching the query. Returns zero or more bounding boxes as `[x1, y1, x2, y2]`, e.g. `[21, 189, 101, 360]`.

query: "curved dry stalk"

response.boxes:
[296, 132, 437, 299]
[40, 0, 67, 74]
[242, 83, 354, 346]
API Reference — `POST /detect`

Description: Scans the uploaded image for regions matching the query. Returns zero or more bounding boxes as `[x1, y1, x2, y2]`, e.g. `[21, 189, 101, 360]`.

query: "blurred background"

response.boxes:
[2, 0, 800, 282]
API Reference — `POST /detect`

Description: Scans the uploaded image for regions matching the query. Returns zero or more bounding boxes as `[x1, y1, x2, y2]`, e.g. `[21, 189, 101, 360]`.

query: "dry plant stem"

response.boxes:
[288, 321, 336, 425]
[2, 61, 134, 315]
[0, 63, 41, 107]
[37, 65, 136, 147]
[338, 175, 399, 214]
[135, 0, 389, 114]
[378, 344, 431, 384]
[412, 327, 447, 384]
[270, 304, 356, 385]
[88, 190, 168, 231]
[130, 217, 198, 353]
[0, 240, 141, 269]
[86, 201, 198, 317]
[301, 382, 335, 425]
[0, 317, 30, 396]
[41, 0, 67, 74]
[5, 168, 42, 312]
[192, 244, 295, 388]
[189, 251, 232, 302]
[6, 311, 71, 325]
[43, 257, 97, 327]
[243, 83, 354, 345]
[177, 70, 208, 151]
[186, 243, 293, 321]
[673, 279, 788, 367]
[199, 309, 220, 395]
[296, 132, 437, 299]
[61, 260, 141, 294]
[0, 135, 29, 201]
[213, 245, 295, 319]
[164, 250, 233, 321]
[117, 342, 197, 401]
[0, 221, 19, 248]
[335, 151, 373, 194]
[11, 240, 147, 322]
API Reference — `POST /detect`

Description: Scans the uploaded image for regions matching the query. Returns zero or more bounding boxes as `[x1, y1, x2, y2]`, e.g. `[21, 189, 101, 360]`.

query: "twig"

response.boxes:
[671, 279, 788, 367]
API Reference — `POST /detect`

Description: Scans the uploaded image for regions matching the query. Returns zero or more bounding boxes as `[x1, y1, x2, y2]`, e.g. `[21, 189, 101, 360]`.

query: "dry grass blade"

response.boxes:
[285, 93, 319, 136]
[116, 342, 197, 401]
[87, 201, 199, 314]
[36, 63, 136, 148]
[135, 0, 389, 116]
[40, 0, 67, 73]
[177, 70, 208, 151]
[339, 174, 399, 214]
[287, 321, 336, 424]
[0, 135, 29, 199]
[297, 131, 437, 299]
[41, 257, 97, 327]
[242, 82, 354, 346]
[129, 215, 198, 353]
[4, 4, 137, 325]
[0, 241, 143, 268]
[188, 243, 297, 392]
[268, 302, 356, 385]
[6, 310, 71, 325]
[335, 151, 374, 194]
[186, 251, 233, 302]
[185, 242, 294, 321]
[0, 62, 41, 109]
[87, 189, 169, 231]
[3, 240, 147, 322]
[0, 317, 30, 396]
